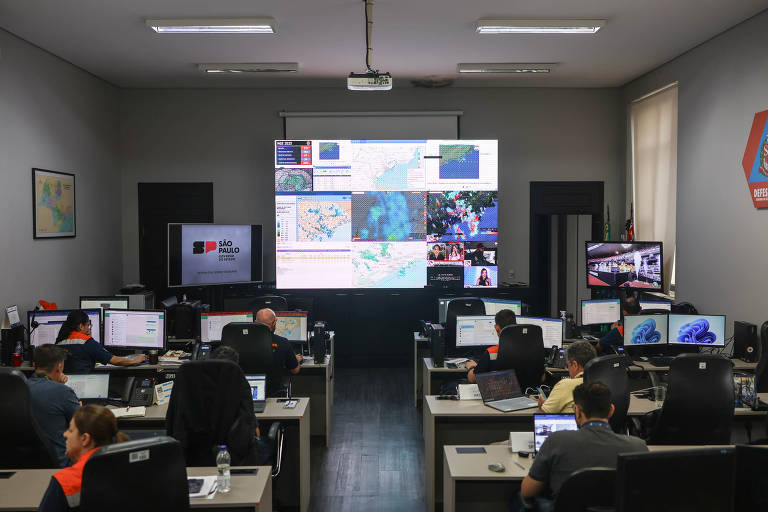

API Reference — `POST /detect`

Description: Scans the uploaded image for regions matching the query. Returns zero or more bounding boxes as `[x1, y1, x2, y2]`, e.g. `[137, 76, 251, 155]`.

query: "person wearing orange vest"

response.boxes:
[595, 297, 641, 354]
[464, 309, 517, 384]
[38, 405, 129, 511]
[55, 310, 146, 373]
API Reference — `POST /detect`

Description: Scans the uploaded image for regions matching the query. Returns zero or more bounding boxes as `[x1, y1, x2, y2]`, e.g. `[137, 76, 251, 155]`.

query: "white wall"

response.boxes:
[622, 10, 768, 332]
[0, 29, 121, 320]
[119, 87, 624, 285]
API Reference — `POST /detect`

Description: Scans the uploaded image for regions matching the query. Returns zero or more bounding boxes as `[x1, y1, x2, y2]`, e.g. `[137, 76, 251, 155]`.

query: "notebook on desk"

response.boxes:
[475, 370, 539, 412]
[245, 375, 267, 413]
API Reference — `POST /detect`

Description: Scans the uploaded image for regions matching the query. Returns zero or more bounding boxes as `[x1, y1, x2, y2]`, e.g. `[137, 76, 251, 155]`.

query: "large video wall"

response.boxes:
[274, 140, 498, 288]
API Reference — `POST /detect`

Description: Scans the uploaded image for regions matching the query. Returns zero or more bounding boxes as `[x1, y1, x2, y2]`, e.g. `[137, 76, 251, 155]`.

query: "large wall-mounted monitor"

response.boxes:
[274, 139, 498, 289]
[29, 309, 101, 347]
[586, 241, 663, 290]
[168, 224, 263, 287]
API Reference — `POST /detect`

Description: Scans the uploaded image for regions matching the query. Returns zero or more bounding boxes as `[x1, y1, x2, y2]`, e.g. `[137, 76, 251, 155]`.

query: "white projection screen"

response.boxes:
[275, 139, 499, 289]
[282, 111, 460, 141]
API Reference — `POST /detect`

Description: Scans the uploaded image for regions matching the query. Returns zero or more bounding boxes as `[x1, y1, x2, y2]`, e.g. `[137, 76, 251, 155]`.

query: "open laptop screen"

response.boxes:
[475, 369, 523, 402]
[534, 414, 578, 452]
[65, 374, 110, 399]
[245, 375, 266, 402]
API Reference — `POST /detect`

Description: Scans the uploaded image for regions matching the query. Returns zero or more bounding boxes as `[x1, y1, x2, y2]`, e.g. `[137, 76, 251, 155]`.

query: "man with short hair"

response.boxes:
[255, 308, 302, 375]
[465, 309, 517, 384]
[538, 340, 596, 413]
[596, 297, 642, 354]
[27, 344, 80, 467]
[517, 381, 647, 510]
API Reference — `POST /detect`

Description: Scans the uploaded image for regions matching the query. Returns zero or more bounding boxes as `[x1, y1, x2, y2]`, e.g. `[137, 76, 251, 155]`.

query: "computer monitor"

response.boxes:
[438, 297, 457, 324]
[455, 315, 498, 348]
[534, 414, 577, 452]
[274, 311, 309, 342]
[103, 309, 165, 350]
[616, 448, 734, 512]
[245, 375, 267, 402]
[668, 314, 726, 347]
[516, 316, 563, 349]
[200, 311, 253, 343]
[79, 296, 129, 316]
[65, 373, 109, 400]
[481, 298, 522, 316]
[623, 314, 668, 346]
[581, 299, 621, 326]
[639, 300, 671, 311]
[29, 309, 101, 347]
[586, 241, 663, 290]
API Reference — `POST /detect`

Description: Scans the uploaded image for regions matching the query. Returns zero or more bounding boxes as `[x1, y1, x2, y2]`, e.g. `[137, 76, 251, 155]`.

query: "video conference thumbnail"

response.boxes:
[427, 242, 464, 263]
[586, 242, 662, 289]
[464, 265, 497, 288]
[427, 191, 498, 242]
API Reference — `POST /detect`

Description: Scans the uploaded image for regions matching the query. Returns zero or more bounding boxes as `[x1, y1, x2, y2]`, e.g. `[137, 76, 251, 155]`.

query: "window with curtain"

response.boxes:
[630, 83, 678, 293]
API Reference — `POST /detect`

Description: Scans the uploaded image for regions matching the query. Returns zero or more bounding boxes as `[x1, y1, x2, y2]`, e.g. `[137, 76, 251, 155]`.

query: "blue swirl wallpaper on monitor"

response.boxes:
[623, 315, 668, 346]
[668, 315, 726, 346]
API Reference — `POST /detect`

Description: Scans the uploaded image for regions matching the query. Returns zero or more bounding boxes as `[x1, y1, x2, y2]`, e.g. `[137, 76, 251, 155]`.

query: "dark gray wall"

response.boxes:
[622, 10, 768, 333]
[119, 87, 625, 286]
[0, 29, 121, 320]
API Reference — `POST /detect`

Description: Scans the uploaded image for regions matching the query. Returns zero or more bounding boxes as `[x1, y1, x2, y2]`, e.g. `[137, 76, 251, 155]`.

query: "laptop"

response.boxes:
[245, 375, 267, 413]
[65, 374, 110, 403]
[534, 414, 578, 452]
[475, 369, 539, 412]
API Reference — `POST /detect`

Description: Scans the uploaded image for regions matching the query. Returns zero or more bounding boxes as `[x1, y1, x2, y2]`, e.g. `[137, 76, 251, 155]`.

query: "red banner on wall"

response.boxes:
[742, 109, 768, 209]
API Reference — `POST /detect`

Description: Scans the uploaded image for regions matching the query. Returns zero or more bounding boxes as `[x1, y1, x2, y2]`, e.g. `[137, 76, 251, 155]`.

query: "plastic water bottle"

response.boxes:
[12, 341, 23, 367]
[216, 445, 231, 493]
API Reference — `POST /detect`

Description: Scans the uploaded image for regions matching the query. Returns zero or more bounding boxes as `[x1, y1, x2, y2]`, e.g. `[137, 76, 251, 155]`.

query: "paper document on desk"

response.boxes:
[154, 381, 173, 405]
[458, 384, 482, 400]
[188, 476, 218, 499]
[110, 406, 146, 418]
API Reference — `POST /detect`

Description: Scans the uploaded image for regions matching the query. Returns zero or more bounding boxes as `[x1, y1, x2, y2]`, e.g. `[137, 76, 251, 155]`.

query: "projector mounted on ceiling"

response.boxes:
[348, 0, 392, 91]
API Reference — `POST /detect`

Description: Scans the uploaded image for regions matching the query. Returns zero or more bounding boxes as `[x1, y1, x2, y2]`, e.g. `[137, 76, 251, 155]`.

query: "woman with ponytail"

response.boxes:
[55, 310, 145, 373]
[38, 405, 130, 511]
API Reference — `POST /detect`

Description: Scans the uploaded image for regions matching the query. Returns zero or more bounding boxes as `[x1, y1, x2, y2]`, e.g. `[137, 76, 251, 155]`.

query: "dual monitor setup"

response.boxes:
[200, 310, 309, 343]
[623, 314, 726, 348]
[455, 315, 563, 350]
[580, 298, 671, 327]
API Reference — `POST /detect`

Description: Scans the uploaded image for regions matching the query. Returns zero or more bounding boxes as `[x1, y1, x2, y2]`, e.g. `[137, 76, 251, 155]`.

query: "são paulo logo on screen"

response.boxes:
[192, 239, 240, 262]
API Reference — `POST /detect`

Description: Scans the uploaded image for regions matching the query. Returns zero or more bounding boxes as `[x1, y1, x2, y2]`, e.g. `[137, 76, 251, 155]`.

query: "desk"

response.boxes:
[114, 398, 310, 512]
[0, 466, 272, 511]
[414, 332, 429, 407]
[292, 353, 334, 447]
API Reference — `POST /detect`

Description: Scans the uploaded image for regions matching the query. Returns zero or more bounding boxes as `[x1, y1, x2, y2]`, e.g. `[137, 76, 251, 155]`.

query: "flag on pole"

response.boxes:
[603, 205, 611, 241]
[625, 202, 635, 241]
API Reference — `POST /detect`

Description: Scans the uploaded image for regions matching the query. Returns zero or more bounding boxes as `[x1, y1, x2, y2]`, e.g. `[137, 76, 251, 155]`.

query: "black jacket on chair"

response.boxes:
[166, 360, 258, 466]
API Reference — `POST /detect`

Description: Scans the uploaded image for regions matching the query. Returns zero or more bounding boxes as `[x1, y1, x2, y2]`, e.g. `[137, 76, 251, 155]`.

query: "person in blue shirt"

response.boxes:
[55, 310, 145, 373]
[27, 344, 80, 467]
[595, 297, 641, 355]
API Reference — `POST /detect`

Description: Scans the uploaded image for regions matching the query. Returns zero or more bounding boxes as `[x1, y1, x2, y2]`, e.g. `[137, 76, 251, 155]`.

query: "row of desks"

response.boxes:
[423, 393, 768, 512]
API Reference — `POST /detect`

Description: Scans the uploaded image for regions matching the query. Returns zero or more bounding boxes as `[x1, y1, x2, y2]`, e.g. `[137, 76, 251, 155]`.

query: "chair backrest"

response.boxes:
[166, 303, 198, 339]
[650, 353, 734, 445]
[584, 354, 631, 433]
[81, 436, 189, 511]
[496, 324, 545, 391]
[165, 359, 256, 466]
[755, 321, 768, 393]
[0, 368, 58, 469]
[445, 298, 486, 354]
[221, 321, 284, 397]
[552, 467, 616, 512]
[249, 295, 288, 315]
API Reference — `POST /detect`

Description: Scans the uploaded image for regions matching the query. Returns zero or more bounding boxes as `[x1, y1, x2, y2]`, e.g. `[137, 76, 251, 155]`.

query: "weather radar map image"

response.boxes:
[440, 144, 480, 179]
[276, 167, 313, 192]
[352, 192, 426, 241]
[427, 191, 498, 242]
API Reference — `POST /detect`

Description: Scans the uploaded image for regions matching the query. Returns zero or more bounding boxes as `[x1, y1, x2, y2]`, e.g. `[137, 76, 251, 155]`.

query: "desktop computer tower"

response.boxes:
[430, 325, 445, 367]
[734, 321, 759, 362]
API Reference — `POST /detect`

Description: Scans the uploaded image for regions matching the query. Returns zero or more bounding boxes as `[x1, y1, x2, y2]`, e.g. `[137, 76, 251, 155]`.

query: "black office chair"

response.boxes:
[496, 324, 546, 391]
[0, 368, 59, 469]
[551, 467, 616, 512]
[249, 295, 288, 315]
[221, 322, 287, 398]
[81, 437, 189, 511]
[754, 321, 768, 393]
[646, 353, 735, 445]
[166, 303, 199, 339]
[445, 297, 486, 354]
[166, 359, 259, 466]
[584, 354, 631, 433]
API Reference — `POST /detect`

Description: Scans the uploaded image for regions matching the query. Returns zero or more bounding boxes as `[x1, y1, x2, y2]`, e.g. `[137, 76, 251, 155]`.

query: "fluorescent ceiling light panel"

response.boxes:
[458, 63, 556, 74]
[146, 17, 276, 34]
[198, 63, 298, 73]
[476, 18, 605, 34]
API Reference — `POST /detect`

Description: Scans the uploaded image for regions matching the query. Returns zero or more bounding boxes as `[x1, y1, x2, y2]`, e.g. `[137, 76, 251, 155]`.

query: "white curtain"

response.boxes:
[630, 84, 678, 293]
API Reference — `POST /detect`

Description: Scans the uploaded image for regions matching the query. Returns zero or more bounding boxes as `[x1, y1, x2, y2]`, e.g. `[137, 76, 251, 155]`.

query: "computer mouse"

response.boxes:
[488, 462, 506, 473]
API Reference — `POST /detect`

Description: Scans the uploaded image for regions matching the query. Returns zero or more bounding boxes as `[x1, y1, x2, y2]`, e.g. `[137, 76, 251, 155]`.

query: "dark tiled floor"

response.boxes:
[309, 368, 425, 511]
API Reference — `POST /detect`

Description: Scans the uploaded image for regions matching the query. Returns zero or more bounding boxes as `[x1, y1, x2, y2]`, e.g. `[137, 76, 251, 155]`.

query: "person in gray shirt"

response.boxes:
[517, 381, 648, 510]
[27, 344, 80, 467]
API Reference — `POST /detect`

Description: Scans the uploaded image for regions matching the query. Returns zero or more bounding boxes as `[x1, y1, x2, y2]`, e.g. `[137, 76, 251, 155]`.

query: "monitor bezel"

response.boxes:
[102, 308, 167, 351]
[667, 314, 727, 347]
[28, 308, 102, 346]
[622, 313, 669, 347]
[580, 298, 621, 326]
[199, 311, 254, 343]
[585, 240, 664, 291]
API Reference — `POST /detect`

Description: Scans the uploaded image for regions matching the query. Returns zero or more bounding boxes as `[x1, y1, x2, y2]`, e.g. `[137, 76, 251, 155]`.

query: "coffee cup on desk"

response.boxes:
[149, 350, 158, 365]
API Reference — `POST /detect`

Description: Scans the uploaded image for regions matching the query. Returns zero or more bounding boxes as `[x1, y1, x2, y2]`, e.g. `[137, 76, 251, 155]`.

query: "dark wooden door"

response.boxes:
[138, 183, 214, 300]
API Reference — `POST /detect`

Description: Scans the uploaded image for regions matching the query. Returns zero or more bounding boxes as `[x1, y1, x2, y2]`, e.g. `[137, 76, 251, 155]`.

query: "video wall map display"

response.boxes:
[275, 139, 499, 289]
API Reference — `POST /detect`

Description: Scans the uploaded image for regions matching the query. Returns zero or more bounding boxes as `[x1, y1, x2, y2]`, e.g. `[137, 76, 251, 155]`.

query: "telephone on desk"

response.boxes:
[120, 376, 156, 406]
[547, 347, 567, 369]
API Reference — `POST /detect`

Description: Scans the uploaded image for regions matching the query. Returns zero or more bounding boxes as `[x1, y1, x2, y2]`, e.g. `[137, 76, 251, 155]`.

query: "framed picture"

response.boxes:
[32, 168, 76, 238]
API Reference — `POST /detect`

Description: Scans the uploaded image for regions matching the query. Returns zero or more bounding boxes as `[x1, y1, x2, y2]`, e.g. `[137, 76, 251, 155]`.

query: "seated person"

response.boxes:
[210, 346, 272, 465]
[538, 341, 596, 413]
[516, 381, 648, 510]
[595, 297, 641, 354]
[255, 308, 302, 375]
[27, 344, 80, 467]
[465, 309, 517, 384]
[55, 310, 146, 373]
[38, 405, 129, 512]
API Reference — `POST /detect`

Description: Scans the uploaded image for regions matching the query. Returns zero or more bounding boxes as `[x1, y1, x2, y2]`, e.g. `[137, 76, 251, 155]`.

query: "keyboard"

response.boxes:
[487, 396, 539, 412]
[648, 356, 674, 367]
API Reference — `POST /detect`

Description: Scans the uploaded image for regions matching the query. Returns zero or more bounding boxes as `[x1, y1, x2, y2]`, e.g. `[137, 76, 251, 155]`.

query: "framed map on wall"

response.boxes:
[32, 168, 76, 238]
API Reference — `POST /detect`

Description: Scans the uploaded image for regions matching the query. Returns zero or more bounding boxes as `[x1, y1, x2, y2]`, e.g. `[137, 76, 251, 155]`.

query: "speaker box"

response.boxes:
[734, 321, 759, 362]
